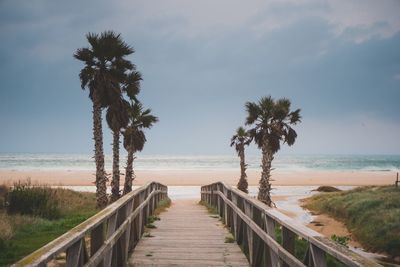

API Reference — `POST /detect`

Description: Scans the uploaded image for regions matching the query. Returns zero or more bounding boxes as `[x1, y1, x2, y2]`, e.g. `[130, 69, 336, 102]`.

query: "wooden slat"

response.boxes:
[129, 200, 249, 266]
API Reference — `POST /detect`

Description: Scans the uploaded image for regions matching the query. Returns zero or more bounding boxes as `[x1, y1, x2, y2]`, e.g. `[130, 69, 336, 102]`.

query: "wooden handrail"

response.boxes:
[13, 181, 168, 267]
[201, 182, 381, 267]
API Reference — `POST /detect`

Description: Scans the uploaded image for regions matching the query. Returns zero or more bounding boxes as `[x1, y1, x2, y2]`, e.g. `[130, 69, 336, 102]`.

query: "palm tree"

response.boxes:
[122, 102, 158, 194]
[74, 31, 134, 208]
[106, 99, 130, 202]
[230, 127, 251, 193]
[245, 96, 301, 206]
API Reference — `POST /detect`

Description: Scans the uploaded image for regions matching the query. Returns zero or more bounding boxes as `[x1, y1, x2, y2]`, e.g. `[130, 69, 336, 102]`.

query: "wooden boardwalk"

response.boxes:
[129, 199, 250, 266]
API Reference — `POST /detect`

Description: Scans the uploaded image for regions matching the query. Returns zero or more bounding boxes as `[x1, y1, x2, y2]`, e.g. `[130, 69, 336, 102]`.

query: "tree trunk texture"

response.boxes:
[123, 147, 135, 195]
[110, 130, 121, 202]
[257, 140, 274, 207]
[237, 144, 249, 193]
[92, 91, 108, 208]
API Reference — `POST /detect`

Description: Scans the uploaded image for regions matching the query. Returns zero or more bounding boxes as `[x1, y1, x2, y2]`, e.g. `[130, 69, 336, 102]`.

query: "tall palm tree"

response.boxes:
[106, 99, 130, 202]
[245, 96, 301, 206]
[230, 127, 251, 193]
[74, 31, 134, 208]
[122, 102, 158, 194]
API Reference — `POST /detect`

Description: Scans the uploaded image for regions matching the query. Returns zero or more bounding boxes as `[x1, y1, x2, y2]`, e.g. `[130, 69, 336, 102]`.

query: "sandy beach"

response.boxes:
[0, 169, 396, 186]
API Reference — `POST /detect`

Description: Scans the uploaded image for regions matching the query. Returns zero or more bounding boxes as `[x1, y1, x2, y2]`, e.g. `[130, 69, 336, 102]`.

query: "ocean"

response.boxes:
[0, 153, 399, 172]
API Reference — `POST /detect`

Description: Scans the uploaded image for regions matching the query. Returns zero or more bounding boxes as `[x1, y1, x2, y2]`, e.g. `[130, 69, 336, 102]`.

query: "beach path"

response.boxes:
[129, 199, 249, 266]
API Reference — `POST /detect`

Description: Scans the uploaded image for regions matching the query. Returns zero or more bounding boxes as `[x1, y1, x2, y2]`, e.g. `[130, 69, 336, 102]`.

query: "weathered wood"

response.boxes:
[201, 182, 382, 267]
[129, 200, 249, 266]
[66, 239, 85, 267]
[90, 222, 104, 267]
[310, 243, 327, 267]
[217, 191, 305, 267]
[283, 226, 296, 267]
[13, 182, 167, 267]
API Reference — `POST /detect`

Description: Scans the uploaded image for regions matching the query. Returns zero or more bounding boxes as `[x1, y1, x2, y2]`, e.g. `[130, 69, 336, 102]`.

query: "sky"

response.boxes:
[0, 0, 399, 155]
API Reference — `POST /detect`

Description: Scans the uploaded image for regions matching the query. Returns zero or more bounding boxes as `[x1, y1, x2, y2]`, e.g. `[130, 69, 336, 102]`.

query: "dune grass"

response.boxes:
[0, 184, 97, 266]
[303, 185, 400, 258]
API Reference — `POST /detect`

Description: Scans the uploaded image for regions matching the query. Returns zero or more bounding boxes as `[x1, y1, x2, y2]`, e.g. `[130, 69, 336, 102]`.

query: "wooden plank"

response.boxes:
[129, 199, 249, 266]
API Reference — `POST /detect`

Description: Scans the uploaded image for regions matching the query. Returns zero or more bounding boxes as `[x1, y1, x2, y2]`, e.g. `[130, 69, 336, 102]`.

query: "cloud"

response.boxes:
[0, 0, 399, 154]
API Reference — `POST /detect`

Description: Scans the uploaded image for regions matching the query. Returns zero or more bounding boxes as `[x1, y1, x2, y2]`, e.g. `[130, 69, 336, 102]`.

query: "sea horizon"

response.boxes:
[0, 153, 399, 172]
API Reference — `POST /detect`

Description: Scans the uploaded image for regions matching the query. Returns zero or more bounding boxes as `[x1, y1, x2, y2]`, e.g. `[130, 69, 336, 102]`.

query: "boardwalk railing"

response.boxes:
[14, 182, 168, 267]
[201, 182, 381, 267]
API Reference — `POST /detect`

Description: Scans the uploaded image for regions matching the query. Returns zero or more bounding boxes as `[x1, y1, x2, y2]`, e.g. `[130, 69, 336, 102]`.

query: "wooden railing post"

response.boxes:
[309, 244, 327, 267]
[243, 200, 254, 264]
[282, 226, 296, 267]
[66, 238, 88, 267]
[90, 222, 104, 266]
[264, 215, 279, 267]
[251, 207, 264, 267]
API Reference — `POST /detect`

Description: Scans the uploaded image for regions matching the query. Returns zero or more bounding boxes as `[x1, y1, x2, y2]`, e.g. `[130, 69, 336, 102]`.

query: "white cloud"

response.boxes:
[105, 0, 400, 42]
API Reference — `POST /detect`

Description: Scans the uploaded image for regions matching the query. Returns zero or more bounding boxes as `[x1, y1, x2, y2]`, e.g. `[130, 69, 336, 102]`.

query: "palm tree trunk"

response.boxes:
[110, 130, 121, 202]
[258, 140, 274, 207]
[237, 145, 248, 193]
[123, 147, 135, 194]
[92, 91, 108, 208]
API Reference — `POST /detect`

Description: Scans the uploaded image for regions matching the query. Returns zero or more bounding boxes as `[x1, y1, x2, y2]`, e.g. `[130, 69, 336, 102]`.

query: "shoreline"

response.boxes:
[0, 169, 396, 186]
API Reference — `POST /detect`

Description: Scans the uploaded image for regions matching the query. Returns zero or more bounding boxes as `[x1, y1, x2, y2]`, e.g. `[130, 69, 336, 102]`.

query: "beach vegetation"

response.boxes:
[314, 186, 341, 192]
[225, 235, 235, 243]
[122, 102, 158, 194]
[245, 96, 301, 206]
[331, 234, 351, 248]
[230, 126, 251, 193]
[74, 31, 135, 208]
[7, 181, 60, 220]
[0, 184, 96, 265]
[199, 200, 218, 214]
[303, 185, 400, 258]
[146, 223, 157, 229]
[153, 198, 171, 216]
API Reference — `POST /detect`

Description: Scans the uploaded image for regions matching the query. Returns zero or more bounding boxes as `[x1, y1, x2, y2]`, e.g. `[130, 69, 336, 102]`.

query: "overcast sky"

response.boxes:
[0, 0, 399, 155]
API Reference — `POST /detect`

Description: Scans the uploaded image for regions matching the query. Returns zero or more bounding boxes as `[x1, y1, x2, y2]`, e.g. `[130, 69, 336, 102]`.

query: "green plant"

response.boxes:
[225, 236, 235, 243]
[199, 200, 218, 214]
[303, 186, 400, 257]
[313, 186, 341, 192]
[153, 198, 171, 216]
[0, 185, 9, 209]
[7, 182, 60, 220]
[331, 234, 351, 248]
[146, 223, 157, 229]
[147, 215, 160, 224]
[144, 232, 154, 238]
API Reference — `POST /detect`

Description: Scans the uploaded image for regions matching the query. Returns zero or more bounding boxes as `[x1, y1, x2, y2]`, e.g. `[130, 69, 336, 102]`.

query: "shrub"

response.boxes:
[0, 185, 9, 209]
[7, 181, 60, 220]
[331, 234, 351, 248]
[313, 186, 341, 192]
